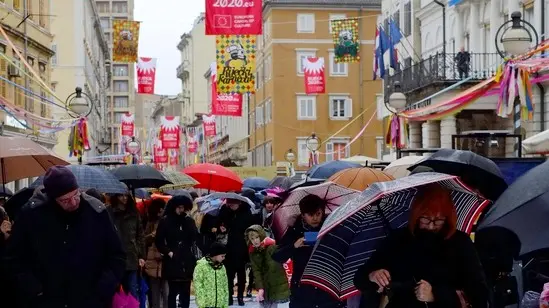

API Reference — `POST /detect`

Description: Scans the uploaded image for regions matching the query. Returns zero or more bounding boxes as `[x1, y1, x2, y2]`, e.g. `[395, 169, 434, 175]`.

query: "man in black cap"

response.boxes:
[4, 165, 126, 308]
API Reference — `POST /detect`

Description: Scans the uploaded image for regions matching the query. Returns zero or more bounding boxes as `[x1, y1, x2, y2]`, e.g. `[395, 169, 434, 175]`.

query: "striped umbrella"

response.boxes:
[300, 172, 490, 300]
[159, 171, 199, 191]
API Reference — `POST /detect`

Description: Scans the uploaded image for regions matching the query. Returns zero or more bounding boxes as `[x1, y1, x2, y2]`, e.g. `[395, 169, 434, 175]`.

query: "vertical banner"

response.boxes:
[137, 57, 157, 94]
[211, 64, 243, 116]
[154, 144, 168, 164]
[160, 116, 180, 149]
[216, 35, 256, 94]
[187, 136, 198, 153]
[303, 57, 326, 94]
[205, 0, 262, 35]
[331, 18, 360, 63]
[121, 113, 134, 137]
[169, 149, 179, 166]
[113, 20, 140, 63]
[202, 114, 217, 137]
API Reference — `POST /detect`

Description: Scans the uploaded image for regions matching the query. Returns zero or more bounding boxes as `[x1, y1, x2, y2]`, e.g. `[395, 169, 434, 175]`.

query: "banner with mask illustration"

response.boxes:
[202, 114, 217, 137]
[160, 116, 180, 149]
[136, 57, 157, 94]
[303, 57, 325, 94]
[331, 18, 360, 63]
[215, 35, 256, 94]
[113, 20, 140, 63]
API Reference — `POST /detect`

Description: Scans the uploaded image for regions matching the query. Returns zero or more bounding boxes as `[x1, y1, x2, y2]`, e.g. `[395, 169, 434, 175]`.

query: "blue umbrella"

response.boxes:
[198, 198, 223, 216]
[306, 161, 362, 179]
[243, 177, 270, 191]
[134, 188, 150, 199]
[197, 192, 259, 215]
[31, 165, 128, 194]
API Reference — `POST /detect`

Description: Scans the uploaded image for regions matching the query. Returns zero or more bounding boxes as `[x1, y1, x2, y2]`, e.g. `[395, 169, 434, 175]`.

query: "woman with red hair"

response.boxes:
[353, 184, 490, 308]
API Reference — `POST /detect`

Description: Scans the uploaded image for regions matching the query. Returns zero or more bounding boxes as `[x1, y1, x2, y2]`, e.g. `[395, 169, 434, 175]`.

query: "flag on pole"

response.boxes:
[389, 19, 403, 70]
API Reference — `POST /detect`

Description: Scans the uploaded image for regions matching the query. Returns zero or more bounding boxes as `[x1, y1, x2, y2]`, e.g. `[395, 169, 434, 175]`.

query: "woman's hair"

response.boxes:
[148, 198, 166, 220]
[299, 194, 327, 215]
[409, 183, 457, 239]
[110, 193, 137, 213]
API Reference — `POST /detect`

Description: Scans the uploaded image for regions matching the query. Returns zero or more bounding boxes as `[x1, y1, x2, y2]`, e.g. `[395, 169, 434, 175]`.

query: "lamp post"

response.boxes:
[66, 87, 93, 118]
[142, 151, 153, 165]
[285, 149, 296, 175]
[126, 136, 141, 164]
[306, 133, 321, 166]
[386, 82, 407, 159]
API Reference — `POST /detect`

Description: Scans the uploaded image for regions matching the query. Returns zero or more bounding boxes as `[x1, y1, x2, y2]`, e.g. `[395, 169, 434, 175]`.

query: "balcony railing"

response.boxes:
[385, 52, 500, 99]
[176, 63, 190, 80]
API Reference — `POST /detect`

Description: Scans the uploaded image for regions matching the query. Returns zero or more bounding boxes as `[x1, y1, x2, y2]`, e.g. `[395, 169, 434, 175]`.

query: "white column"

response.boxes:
[504, 118, 515, 157]
[489, 0, 501, 53]
[469, 2, 480, 52]
[508, 0, 520, 17]
[454, 7, 464, 50]
[440, 115, 457, 149]
[422, 121, 441, 154]
[534, 0, 543, 38]
[409, 121, 422, 148]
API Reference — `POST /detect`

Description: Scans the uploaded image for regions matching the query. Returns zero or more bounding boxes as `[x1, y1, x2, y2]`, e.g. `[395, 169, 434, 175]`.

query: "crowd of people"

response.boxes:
[0, 165, 501, 308]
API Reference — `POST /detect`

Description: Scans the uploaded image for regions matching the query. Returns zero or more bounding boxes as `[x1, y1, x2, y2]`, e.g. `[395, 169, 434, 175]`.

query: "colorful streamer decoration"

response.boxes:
[215, 35, 256, 94]
[113, 20, 140, 63]
[68, 119, 90, 157]
[385, 115, 407, 149]
[331, 18, 360, 63]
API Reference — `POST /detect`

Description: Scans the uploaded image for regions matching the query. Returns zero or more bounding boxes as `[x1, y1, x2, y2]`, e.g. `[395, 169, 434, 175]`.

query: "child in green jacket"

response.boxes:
[246, 225, 290, 308]
[193, 243, 229, 308]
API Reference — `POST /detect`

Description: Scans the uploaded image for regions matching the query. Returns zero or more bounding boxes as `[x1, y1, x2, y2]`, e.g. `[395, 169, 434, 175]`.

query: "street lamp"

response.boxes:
[386, 81, 407, 114]
[126, 136, 141, 164]
[66, 87, 93, 118]
[284, 149, 296, 163]
[142, 151, 153, 165]
[306, 133, 321, 166]
[495, 11, 539, 59]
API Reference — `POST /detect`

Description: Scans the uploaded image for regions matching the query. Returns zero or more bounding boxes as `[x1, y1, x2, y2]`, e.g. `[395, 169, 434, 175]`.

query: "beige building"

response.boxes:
[51, 0, 111, 162]
[95, 0, 135, 154]
[176, 13, 215, 125]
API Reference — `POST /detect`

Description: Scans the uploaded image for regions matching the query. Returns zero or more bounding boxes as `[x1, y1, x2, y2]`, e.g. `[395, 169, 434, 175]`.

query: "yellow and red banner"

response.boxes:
[113, 20, 140, 63]
[215, 35, 256, 94]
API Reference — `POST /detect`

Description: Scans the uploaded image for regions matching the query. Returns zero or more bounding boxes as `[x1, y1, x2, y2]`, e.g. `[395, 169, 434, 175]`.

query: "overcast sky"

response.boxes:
[134, 0, 205, 95]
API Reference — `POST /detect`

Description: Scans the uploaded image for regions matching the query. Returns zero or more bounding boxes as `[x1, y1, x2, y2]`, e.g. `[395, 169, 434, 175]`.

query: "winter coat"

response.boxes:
[0, 230, 18, 307]
[193, 257, 229, 308]
[245, 225, 290, 303]
[353, 227, 490, 308]
[272, 218, 346, 308]
[144, 221, 162, 278]
[4, 190, 126, 308]
[110, 205, 145, 271]
[155, 202, 199, 281]
[199, 213, 218, 256]
[217, 205, 255, 268]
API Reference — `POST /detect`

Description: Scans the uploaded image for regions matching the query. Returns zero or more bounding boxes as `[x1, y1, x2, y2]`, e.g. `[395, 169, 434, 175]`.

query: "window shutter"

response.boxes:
[345, 98, 353, 118]
[326, 143, 334, 161]
[328, 98, 334, 118]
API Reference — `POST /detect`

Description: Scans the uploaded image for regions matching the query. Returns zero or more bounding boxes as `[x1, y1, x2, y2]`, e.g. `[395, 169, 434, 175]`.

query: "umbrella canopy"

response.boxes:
[0, 136, 69, 183]
[328, 167, 394, 191]
[268, 176, 294, 190]
[383, 155, 424, 179]
[306, 160, 362, 179]
[408, 149, 507, 200]
[159, 171, 199, 192]
[0, 186, 13, 197]
[111, 165, 172, 189]
[341, 155, 384, 166]
[183, 163, 242, 192]
[272, 182, 360, 240]
[478, 160, 549, 255]
[288, 177, 325, 192]
[32, 165, 128, 194]
[3, 187, 34, 219]
[197, 192, 257, 215]
[134, 188, 150, 199]
[243, 177, 270, 191]
[301, 172, 490, 300]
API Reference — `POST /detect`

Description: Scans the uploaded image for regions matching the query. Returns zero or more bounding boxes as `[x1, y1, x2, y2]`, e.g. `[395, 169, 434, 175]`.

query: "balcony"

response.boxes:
[176, 61, 190, 80]
[385, 52, 500, 103]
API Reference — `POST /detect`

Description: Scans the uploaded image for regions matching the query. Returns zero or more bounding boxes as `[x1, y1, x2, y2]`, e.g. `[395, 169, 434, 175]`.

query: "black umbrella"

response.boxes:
[408, 149, 507, 200]
[478, 161, 549, 256]
[0, 186, 13, 197]
[267, 176, 294, 190]
[3, 187, 34, 220]
[111, 165, 172, 189]
[288, 177, 325, 191]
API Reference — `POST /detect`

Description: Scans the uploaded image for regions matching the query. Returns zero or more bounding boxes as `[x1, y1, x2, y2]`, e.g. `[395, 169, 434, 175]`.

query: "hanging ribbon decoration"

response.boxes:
[68, 118, 90, 158]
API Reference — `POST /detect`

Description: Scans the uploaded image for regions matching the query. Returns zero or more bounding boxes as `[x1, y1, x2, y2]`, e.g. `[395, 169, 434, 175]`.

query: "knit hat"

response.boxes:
[43, 166, 79, 199]
[209, 242, 227, 257]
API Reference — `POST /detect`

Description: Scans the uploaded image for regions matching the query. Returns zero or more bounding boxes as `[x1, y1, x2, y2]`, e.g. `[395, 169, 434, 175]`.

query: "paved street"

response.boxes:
[188, 296, 289, 308]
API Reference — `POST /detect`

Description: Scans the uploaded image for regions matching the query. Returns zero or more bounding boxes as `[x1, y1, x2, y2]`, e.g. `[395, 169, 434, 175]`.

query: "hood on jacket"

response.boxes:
[245, 225, 275, 252]
[164, 194, 193, 218]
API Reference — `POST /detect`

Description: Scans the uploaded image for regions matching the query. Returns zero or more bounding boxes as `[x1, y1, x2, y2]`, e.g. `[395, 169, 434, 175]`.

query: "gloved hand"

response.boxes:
[257, 289, 265, 302]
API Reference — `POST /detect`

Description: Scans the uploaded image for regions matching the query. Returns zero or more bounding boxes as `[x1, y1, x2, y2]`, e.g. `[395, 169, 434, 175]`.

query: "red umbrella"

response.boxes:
[183, 163, 243, 192]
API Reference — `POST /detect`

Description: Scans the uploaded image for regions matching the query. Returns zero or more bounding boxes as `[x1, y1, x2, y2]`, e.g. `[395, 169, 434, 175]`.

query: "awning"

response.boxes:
[522, 129, 549, 154]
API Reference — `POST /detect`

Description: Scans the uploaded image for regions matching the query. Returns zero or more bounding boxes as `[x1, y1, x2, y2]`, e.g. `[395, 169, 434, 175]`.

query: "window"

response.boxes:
[329, 96, 352, 119]
[297, 13, 315, 33]
[113, 80, 128, 92]
[325, 139, 350, 161]
[264, 54, 272, 81]
[13, 0, 20, 11]
[296, 50, 316, 74]
[113, 96, 128, 108]
[329, 14, 346, 33]
[404, 1, 412, 36]
[100, 18, 110, 30]
[265, 142, 272, 166]
[329, 51, 348, 76]
[297, 95, 316, 120]
[112, 1, 128, 13]
[114, 112, 125, 123]
[113, 64, 128, 76]
[38, 0, 45, 27]
[264, 99, 272, 123]
[255, 105, 264, 127]
[256, 63, 263, 89]
[96, 1, 109, 13]
[51, 44, 57, 66]
[297, 139, 312, 166]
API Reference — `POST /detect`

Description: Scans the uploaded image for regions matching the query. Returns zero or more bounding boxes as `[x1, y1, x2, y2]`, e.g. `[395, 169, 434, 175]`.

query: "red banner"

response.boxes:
[120, 113, 134, 136]
[303, 57, 325, 94]
[136, 57, 157, 94]
[205, 0, 262, 35]
[160, 116, 180, 149]
[154, 144, 168, 163]
[169, 149, 179, 166]
[202, 114, 217, 137]
[187, 136, 198, 153]
[211, 80, 242, 116]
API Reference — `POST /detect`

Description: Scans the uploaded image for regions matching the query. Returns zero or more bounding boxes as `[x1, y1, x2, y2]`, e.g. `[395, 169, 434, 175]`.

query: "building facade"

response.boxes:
[0, 0, 56, 191]
[381, 0, 549, 158]
[134, 91, 162, 153]
[95, 0, 136, 154]
[249, 0, 383, 170]
[51, 0, 110, 162]
[176, 13, 215, 125]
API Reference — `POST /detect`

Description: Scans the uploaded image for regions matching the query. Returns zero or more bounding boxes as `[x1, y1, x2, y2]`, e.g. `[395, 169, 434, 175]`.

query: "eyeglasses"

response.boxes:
[419, 217, 446, 226]
[57, 191, 81, 205]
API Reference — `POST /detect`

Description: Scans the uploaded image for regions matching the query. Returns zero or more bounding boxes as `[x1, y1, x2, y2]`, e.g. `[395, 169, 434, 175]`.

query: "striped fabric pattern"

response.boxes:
[301, 172, 490, 300]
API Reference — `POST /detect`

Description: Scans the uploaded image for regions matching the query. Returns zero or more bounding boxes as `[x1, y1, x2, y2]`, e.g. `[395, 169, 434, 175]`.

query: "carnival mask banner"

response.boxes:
[154, 144, 168, 164]
[205, 0, 262, 35]
[216, 35, 256, 94]
[137, 57, 157, 94]
[331, 18, 360, 63]
[210, 62, 243, 116]
[187, 136, 198, 153]
[202, 114, 217, 137]
[113, 20, 140, 62]
[168, 149, 179, 166]
[120, 113, 134, 137]
[303, 57, 326, 94]
[160, 116, 180, 149]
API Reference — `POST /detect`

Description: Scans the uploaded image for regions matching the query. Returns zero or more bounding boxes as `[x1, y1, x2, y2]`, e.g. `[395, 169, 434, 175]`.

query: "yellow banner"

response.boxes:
[113, 20, 140, 63]
[215, 35, 256, 94]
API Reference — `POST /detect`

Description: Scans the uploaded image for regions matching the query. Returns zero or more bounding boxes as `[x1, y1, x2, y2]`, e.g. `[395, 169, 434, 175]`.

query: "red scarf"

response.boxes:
[249, 237, 275, 253]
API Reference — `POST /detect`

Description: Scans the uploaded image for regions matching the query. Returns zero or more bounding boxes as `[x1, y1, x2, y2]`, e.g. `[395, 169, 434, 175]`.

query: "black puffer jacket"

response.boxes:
[217, 204, 254, 267]
[110, 202, 145, 271]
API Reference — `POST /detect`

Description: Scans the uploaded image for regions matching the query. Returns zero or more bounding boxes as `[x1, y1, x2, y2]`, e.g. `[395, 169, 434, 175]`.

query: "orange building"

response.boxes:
[249, 0, 383, 170]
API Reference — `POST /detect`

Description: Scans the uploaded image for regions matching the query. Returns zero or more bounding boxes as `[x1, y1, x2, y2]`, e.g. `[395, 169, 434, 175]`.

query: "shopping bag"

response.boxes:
[540, 282, 549, 308]
[112, 286, 139, 308]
